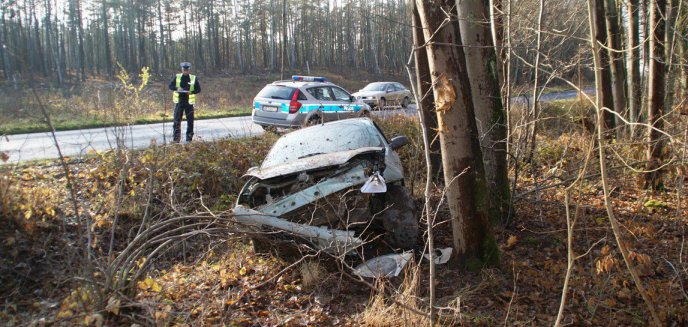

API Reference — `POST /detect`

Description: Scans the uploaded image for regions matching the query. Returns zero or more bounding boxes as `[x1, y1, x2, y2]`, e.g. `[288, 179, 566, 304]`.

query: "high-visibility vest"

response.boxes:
[173, 74, 196, 104]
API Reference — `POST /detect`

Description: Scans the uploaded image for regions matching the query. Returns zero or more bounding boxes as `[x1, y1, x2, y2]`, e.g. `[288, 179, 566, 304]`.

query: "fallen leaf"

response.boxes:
[505, 235, 518, 249]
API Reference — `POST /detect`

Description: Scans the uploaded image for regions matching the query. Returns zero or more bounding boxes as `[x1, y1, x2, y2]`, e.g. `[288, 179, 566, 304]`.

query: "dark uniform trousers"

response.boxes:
[173, 102, 194, 142]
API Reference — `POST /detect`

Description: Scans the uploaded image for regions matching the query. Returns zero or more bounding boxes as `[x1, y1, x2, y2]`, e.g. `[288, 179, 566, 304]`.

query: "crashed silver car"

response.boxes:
[232, 118, 418, 254]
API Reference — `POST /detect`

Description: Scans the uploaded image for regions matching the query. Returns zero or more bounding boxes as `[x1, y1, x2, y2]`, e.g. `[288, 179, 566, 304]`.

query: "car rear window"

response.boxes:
[362, 83, 386, 91]
[257, 85, 296, 100]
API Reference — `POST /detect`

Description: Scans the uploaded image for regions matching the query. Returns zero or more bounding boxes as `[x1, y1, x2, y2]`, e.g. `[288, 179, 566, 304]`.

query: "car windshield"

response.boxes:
[256, 85, 295, 100]
[262, 121, 386, 168]
[362, 83, 387, 91]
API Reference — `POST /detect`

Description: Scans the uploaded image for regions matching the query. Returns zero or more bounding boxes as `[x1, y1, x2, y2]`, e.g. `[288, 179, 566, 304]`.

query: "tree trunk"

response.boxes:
[157, 0, 166, 71]
[412, 4, 441, 180]
[280, 0, 286, 78]
[591, 0, 615, 133]
[75, 0, 86, 81]
[626, 0, 641, 134]
[32, 13, 47, 77]
[416, 0, 498, 267]
[457, 0, 512, 224]
[233, 0, 243, 73]
[0, 7, 9, 81]
[490, 0, 505, 89]
[605, 0, 626, 130]
[663, 0, 680, 117]
[644, 0, 667, 189]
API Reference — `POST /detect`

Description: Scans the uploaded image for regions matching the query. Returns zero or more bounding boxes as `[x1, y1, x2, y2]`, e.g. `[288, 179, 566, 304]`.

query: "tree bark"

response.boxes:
[490, 0, 505, 88]
[416, 0, 498, 267]
[591, 0, 615, 133]
[644, 0, 667, 189]
[605, 0, 626, 129]
[456, 0, 512, 224]
[626, 0, 641, 134]
[75, 0, 86, 81]
[412, 3, 441, 180]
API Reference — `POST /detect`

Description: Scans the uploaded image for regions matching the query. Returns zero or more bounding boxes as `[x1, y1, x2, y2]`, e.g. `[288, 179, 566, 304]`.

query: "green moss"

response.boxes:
[464, 234, 500, 271]
[643, 199, 668, 208]
[524, 236, 539, 245]
[481, 233, 500, 267]
[465, 257, 483, 272]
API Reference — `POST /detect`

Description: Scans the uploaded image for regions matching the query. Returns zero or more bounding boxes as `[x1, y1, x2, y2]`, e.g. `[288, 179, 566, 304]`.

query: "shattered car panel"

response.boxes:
[261, 120, 386, 167]
[245, 147, 383, 181]
[235, 118, 418, 253]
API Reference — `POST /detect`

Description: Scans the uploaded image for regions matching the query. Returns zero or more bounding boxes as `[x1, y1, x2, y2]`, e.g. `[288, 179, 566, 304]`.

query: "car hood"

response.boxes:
[353, 90, 384, 97]
[245, 146, 385, 180]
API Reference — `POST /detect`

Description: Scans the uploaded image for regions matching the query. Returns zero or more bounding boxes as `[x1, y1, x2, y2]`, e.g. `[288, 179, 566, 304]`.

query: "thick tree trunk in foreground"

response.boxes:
[457, 0, 512, 224]
[644, 0, 667, 189]
[416, 0, 498, 267]
[412, 5, 441, 180]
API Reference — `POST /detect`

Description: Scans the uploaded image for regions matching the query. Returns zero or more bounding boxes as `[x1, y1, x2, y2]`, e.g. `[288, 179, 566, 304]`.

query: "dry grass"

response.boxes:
[357, 259, 430, 326]
[298, 260, 327, 291]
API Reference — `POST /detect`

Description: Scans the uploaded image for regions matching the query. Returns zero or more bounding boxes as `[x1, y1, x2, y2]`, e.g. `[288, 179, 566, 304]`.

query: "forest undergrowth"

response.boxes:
[0, 111, 687, 325]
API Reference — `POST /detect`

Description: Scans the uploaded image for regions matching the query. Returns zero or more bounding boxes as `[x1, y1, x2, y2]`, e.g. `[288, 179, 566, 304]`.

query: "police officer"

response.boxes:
[169, 62, 201, 143]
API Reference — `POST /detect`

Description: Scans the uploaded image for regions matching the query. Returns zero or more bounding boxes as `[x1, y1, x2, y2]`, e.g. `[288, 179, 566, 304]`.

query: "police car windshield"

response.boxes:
[261, 121, 385, 168]
[256, 85, 295, 100]
[362, 83, 387, 91]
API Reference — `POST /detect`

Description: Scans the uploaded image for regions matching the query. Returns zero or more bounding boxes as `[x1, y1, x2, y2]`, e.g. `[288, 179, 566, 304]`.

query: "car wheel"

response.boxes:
[359, 109, 371, 118]
[380, 185, 418, 249]
[379, 98, 386, 110]
[263, 125, 278, 134]
[401, 97, 409, 109]
[303, 115, 322, 127]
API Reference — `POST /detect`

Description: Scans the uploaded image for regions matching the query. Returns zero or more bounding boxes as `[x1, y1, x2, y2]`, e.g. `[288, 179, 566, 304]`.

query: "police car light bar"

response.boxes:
[292, 75, 327, 82]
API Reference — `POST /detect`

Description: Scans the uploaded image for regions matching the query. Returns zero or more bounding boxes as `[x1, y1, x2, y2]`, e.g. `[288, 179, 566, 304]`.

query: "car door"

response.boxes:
[392, 83, 405, 105]
[387, 83, 401, 106]
[306, 86, 335, 119]
[329, 86, 357, 120]
[394, 83, 408, 105]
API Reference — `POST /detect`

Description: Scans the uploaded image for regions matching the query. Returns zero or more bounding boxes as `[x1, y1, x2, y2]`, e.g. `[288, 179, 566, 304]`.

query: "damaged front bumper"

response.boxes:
[231, 206, 363, 255]
[232, 164, 374, 255]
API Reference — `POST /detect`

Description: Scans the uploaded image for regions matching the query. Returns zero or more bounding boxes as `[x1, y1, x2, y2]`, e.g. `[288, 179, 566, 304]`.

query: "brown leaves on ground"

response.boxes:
[2, 121, 688, 325]
[132, 245, 336, 325]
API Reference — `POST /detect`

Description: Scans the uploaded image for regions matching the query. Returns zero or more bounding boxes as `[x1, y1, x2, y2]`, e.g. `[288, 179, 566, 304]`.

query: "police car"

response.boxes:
[252, 76, 371, 129]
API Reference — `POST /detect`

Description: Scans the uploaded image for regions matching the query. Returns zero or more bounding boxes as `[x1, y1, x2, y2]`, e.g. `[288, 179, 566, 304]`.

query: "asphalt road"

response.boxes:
[1, 106, 421, 164]
[1, 116, 263, 164]
[1, 87, 593, 164]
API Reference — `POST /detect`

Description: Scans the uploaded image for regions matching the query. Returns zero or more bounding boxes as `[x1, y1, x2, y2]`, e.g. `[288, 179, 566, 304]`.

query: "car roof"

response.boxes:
[282, 117, 384, 142]
[271, 80, 333, 88]
[286, 118, 377, 137]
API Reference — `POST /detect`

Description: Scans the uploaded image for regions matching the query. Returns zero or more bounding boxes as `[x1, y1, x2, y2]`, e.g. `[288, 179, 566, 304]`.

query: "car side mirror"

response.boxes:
[390, 136, 409, 150]
[350, 95, 355, 102]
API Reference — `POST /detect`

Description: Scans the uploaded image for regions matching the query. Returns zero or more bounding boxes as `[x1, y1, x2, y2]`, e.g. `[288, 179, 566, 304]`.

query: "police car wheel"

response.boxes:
[263, 125, 278, 134]
[303, 115, 321, 127]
